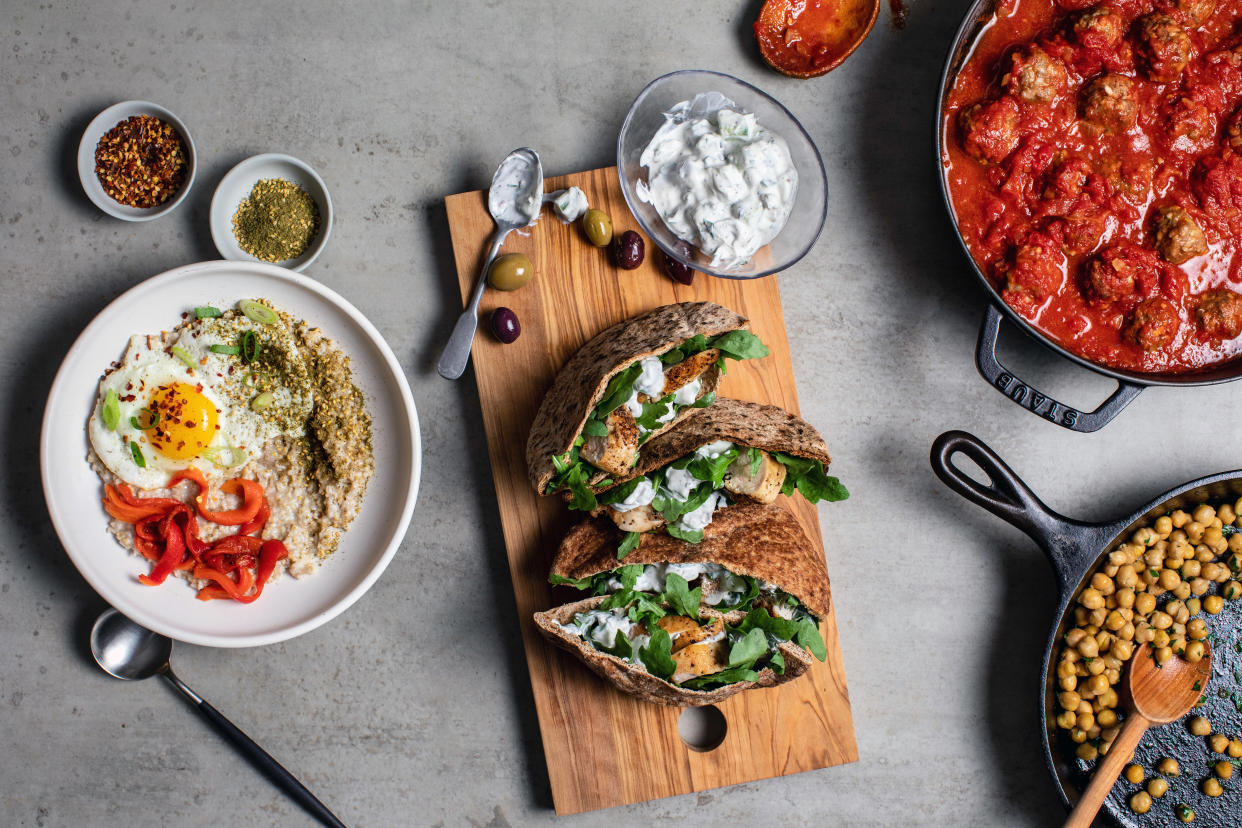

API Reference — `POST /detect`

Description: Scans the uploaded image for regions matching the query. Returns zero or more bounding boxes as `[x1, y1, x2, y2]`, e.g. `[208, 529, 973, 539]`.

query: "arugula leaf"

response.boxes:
[599, 629, 633, 661]
[727, 628, 769, 669]
[616, 531, 642, 560]
[714, 576, 761, 612]
[747, 446, 763, 477]
[690, 390, 716, 409]
[737, 607, 799, 642]
[769, 650, 786, 675]
[795, 617, 827, 661]
[771, 453, 849, 504]
[638, 627, 676, 680]
[660, 574, 703, 619]
[661, 334, 709, 366]
[679, 667, 760, 690]
[615, 563, 645, 590]
[635, 395, 675, 431]
[582, 418, 608, 437]
[709, 330, 770, 361]
[664, 523, 705, 544]
[549, 573, 595, 590]
[595, 362, 643, 416]
[684, 448, 739, 488]
[654, 482, 713, 524]
[597, 477, 645, 506]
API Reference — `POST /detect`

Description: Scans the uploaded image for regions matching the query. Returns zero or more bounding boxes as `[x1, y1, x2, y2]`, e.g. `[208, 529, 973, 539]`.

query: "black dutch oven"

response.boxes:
[931, 431, 1242, 827]
[936, 0, 1242, 433]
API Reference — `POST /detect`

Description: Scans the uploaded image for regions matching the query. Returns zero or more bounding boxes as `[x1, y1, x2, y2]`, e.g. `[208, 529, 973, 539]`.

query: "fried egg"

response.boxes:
[88, 305, 314, 490]
[88, 335, 229, 489]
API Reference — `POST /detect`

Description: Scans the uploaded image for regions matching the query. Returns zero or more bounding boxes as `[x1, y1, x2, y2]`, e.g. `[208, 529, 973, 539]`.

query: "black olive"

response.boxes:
[490, 307, 521, 343]
[611, 230, 645, 270]
[660, 243, 696, 285]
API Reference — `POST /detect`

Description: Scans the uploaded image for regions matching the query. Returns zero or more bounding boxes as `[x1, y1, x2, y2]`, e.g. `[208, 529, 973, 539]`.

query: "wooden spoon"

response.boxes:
[1064, 641, 1212, 828]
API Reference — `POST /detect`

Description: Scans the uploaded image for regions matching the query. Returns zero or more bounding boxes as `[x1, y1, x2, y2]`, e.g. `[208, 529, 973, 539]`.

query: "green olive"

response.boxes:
[581, 208, 613, 247]
[487, 253, 533, 291]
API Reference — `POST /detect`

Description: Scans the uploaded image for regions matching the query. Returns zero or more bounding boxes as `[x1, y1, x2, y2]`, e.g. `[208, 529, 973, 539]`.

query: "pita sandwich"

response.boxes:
[526, 302, 769, 506]
[582, 398, 847, 551]
[533, 502, 830, 707]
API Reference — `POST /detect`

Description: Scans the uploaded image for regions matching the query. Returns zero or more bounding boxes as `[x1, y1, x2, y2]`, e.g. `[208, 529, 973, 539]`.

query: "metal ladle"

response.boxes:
[89, 608, 347, 828]
[438, 147, 543, 380]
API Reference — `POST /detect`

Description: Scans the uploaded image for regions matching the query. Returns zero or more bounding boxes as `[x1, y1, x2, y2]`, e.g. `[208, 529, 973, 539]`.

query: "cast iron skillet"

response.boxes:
[931, 430, 1242, 827]
[936, 0, 1242, 433]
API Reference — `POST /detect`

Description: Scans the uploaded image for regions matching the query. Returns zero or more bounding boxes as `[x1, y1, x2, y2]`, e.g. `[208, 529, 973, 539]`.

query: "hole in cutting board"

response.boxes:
[678, 705, 727, 752]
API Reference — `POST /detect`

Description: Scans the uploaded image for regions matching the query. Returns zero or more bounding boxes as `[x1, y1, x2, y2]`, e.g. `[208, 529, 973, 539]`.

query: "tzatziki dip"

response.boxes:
[637, 92, 797, 270]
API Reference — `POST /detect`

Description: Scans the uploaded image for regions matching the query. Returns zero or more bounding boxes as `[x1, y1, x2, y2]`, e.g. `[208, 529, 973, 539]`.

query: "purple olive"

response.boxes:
[611, 230, 645, 270]
[490, 307, 521, 343]
[660, 244, 696, 286]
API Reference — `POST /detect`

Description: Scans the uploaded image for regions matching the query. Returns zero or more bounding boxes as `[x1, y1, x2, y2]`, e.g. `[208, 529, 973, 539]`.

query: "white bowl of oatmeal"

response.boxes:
[40, 261, 420, 647]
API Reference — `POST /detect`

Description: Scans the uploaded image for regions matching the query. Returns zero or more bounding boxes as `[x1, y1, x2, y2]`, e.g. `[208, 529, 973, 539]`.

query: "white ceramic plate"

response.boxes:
[40, 261, 420, 647]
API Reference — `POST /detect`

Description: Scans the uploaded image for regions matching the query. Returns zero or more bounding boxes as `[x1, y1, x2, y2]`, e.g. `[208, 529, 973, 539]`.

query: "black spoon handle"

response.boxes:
[164, 672, 347, 828]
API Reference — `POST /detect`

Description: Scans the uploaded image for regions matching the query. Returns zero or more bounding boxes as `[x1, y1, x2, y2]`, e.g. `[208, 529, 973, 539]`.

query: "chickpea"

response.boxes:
[1208, 733, 1229, 754]
[1056, 710, 1077, 730]
[1116, 564, 1138, 588]
[1228, 740, 1242, 758]
[1193, 504, 1216, 525]
[1057, 659, 1076, 678]
[1219, 504, 1236, 524]
[1175, 802, 1195, 822]
[1088, 607, 1109, 627]
[1124, 763, 1145, 784]
[1129, 790, 1152, 814]
[1110, 639, 1134, 661]
[1097, 688, 1119, 709]
[1090, 572, 1115, 595]
[1077, 711, 1095, 731]
[1202, 777, 1223, 797]
[1204, 595, 1224, 614]
[1181, 559, 1202, 579]
[1057, 690, 1081, 711]
[1171, 509, 1191, 528]
[1225, 580, 1242, 600]
[1078, 636, 1100, 658]
[1195, 545, 1213, 563]
[1098, 708, 1118, 727]
[1118, 621, 1135, 641]
[1186, 522, 1205, 544]
[1085, 674, 1108, 695]
[1189, 716, 1212, 736]
[1058, 675, 1077, 692]
[1152, 629, 1172, 649]
[1185, 597, 1201, 615]
[1157, 757, 1180, 777]
[1186, 618, 1207, 640]
[1184, 640, 1205, 662]
[1105, 610, 1126, 631]
[1079, 587, 1105, 609]
[1190, 577, 1211, 596]
[1155, 646, 1174, 665]
[1159, 569, 1182, 590]
[1155, 515, 1174, 536]
[1146, 776, 1168, 798]
[1151, 611, 1173, 630]
[1171, 538, 1192, 559]
[1215, 760, 1234, 779]
[1105, 667, 1121, 685]
[1231, 533, 1242, 553]
[1172, 581, 1192, 600]
[1076, 742, 1098, 761]
[1074, 607, 1089, 626]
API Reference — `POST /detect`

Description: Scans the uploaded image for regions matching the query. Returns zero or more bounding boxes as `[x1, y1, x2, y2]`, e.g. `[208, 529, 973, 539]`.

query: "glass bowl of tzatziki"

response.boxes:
[617, 69, 828, 280]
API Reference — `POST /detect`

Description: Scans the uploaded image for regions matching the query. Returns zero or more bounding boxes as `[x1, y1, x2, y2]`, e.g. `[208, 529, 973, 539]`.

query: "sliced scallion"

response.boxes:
[239, 300, 279, 325]
[129, 441, 146, 468]
[240, 330, 258, 363]
[195, 306, 223, 319]
[250, 391, 274, 412]
[101, 389, 120, 431]
[170, 345, 196, 371]
[209, 343, 240, 356]
[129, 407, 158, 431]
[202, 445, 249, 469]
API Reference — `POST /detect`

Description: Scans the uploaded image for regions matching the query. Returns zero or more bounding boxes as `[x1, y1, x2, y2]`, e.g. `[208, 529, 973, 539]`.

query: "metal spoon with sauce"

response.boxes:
[89, 608, 347, 828]
[438, 147, 543, 380]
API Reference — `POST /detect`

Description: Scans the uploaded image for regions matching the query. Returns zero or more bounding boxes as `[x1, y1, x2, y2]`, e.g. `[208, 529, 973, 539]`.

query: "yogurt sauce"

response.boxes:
[489, 151, 543, 227]
[637, 92, 798, 269]
[547, 186, 588, 223]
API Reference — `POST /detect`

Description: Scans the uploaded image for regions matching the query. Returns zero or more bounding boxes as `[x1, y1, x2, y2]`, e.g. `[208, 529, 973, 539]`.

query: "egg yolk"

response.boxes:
[147, 382, 218, 460]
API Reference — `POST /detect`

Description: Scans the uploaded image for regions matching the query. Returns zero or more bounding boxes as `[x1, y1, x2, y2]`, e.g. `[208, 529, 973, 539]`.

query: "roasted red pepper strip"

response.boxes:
[237, 500, 270, 536]
[138, 512, 186, 586]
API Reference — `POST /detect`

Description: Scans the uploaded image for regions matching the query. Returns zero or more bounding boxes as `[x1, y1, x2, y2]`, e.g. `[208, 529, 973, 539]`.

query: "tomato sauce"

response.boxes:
[942, 0, 1242, 373]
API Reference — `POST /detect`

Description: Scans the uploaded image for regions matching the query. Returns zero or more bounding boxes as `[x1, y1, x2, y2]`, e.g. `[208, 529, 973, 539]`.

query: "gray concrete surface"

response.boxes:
[2, 1, 1240, 826]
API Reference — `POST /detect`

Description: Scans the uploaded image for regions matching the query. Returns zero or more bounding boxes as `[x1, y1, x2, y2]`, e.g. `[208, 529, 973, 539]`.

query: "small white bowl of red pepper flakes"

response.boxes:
[77, 100, 196, 221]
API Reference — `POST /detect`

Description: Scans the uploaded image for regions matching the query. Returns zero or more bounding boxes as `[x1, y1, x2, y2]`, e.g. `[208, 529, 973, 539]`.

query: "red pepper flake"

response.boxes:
[94, 115, 188, 208]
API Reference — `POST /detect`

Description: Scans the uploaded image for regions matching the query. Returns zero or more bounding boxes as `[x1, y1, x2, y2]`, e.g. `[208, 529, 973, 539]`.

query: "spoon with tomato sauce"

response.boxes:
[754, 0, 880, 78]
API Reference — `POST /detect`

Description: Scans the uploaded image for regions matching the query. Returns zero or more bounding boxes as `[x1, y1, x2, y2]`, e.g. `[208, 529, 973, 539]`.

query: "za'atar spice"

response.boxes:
[94, 115, 188, 208]
[232, 178, 320, 263]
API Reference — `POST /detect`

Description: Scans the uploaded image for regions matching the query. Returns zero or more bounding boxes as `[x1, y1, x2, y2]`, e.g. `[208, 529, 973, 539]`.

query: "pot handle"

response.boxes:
[976, 303, 1144, 432]
[930, 430, 1101, 587]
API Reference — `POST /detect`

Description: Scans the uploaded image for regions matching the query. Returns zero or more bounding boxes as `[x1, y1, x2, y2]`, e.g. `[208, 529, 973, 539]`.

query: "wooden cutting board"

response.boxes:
[445, 166, 857, 815]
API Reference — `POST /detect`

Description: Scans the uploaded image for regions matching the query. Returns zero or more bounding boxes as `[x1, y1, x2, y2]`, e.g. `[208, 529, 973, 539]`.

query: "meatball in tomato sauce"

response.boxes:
[1195, 289, 1242, 339]
[1192, 150, 1242, 213]
[1084, 244, 1161, 304]
[1153, 206, 1208, 264]
[1154, 0, 1216, 28]
[999, 232, 1066, 313]
[1125, 297, 1180, 351]
[960, 97, 1022, 165]
[1137, 14, 1195, 83]
[1005, 46, 1069, 104]
[1081, 74, 1139, 132]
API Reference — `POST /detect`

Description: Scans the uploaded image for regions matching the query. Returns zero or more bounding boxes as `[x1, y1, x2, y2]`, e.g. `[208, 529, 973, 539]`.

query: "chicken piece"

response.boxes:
[659, 348, 720, 400]
[671, 640, 729, 684]
[581, 406, 641, 477]
[1153, 206, 1208, 265]
[658, 615, 724, 653]
[722, 450, 787, 505]
[608, 503, 664, 534]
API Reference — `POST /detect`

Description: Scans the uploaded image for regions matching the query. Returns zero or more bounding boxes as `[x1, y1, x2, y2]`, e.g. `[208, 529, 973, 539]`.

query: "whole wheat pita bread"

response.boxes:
[611, 397, 831, 487]
[526, 302, 748, 495]
[553, 500, 831, 621]
[533, 596, 813, 707]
